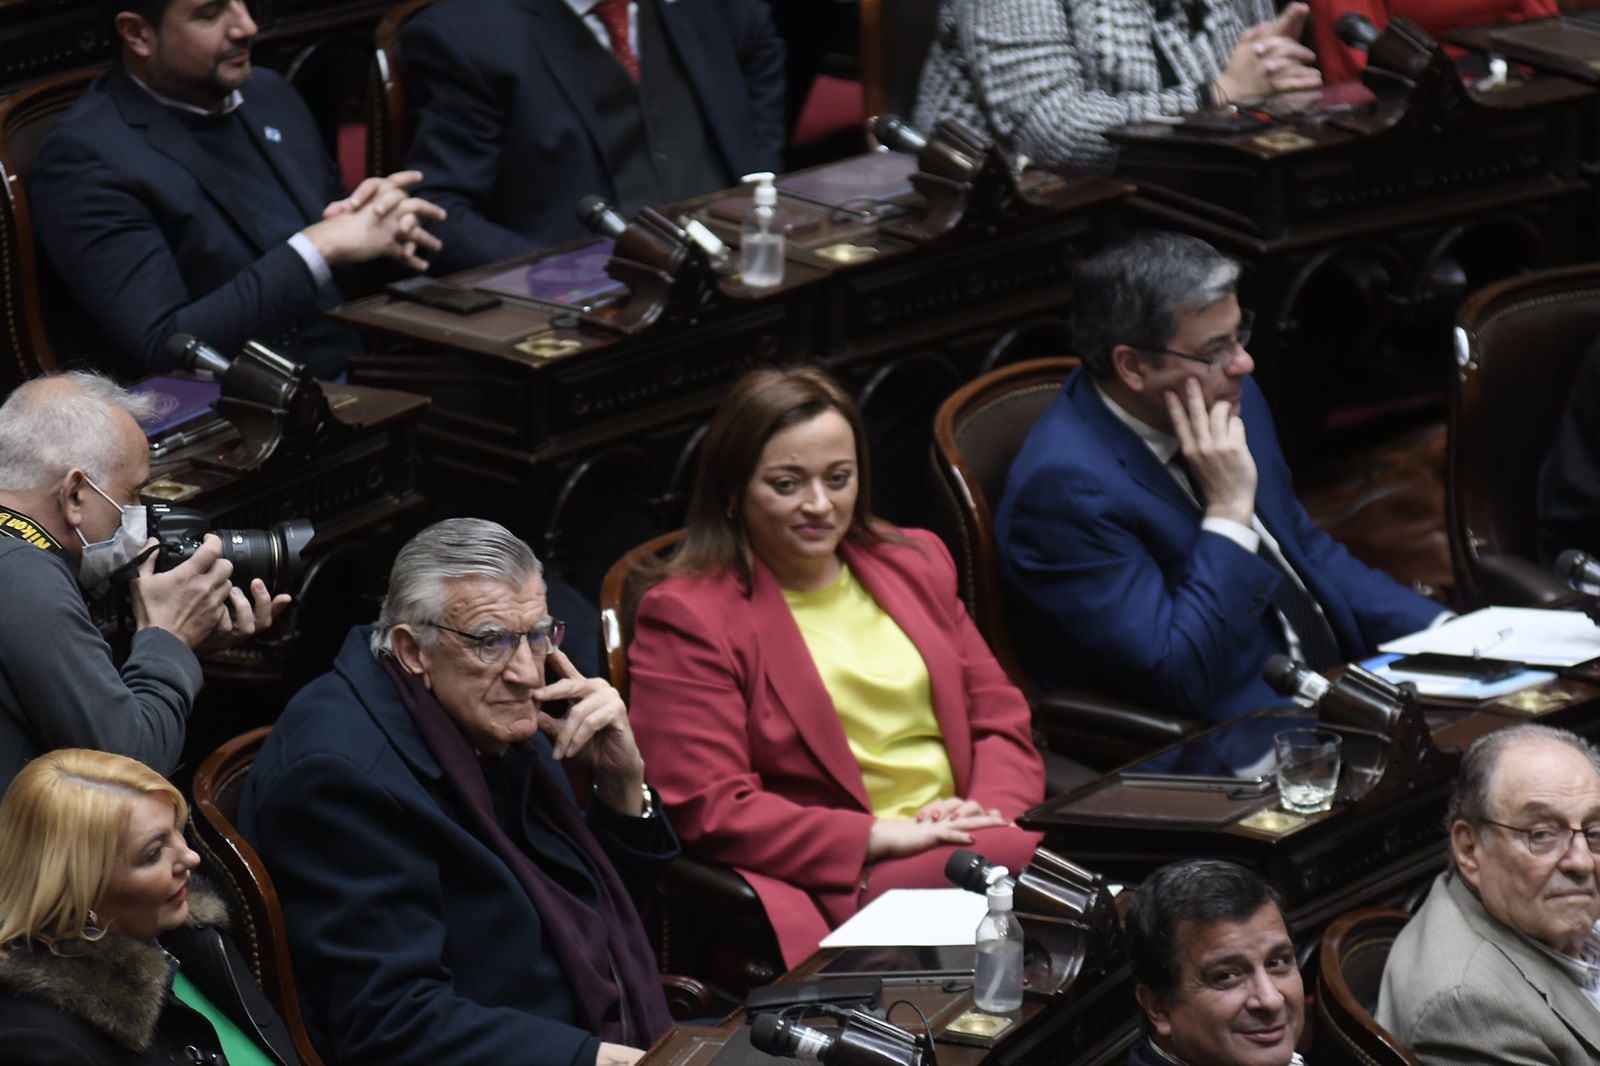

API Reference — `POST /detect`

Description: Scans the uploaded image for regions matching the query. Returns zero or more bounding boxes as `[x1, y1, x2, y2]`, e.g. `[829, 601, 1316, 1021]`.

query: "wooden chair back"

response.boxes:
[191, 727, 326, 1066]
[0, 67, 95, 388]
[1313, 907, 1420, 1066]
[371, 0, 441, 175]
[1450, 264, 1600, 605]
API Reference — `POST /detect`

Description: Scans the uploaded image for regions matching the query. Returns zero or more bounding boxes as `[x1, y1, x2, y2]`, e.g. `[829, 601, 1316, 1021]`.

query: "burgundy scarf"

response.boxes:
[382, 659, 673, 1046]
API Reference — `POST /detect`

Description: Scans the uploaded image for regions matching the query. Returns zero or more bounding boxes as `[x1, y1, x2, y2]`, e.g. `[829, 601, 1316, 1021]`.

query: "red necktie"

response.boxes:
[590, 0, 640, 82]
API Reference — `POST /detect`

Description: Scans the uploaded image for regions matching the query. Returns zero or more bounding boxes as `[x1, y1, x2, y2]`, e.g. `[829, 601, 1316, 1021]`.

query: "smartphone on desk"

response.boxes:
[1386, 653, 1523, 683]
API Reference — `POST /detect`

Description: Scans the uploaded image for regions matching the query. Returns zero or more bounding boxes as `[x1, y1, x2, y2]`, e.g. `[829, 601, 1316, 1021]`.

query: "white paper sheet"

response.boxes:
[1377, 606, 1600, 667]
[818, 888, 987, 948]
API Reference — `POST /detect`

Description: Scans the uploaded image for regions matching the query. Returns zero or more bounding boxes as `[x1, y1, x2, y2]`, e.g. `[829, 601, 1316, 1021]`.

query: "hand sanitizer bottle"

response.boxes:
[738, 171, 784, 289]
[973, 871, 1024, 1014]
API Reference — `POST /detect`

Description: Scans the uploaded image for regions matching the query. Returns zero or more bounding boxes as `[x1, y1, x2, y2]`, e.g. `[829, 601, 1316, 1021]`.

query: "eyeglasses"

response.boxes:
[1136, 309, 1254, 371]
[1478, 818, 1600, 857]
[424, 620, 566, 664]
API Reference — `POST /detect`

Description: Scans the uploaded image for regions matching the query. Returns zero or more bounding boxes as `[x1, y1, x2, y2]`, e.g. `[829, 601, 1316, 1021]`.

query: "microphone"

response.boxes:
[1335, 13, 1381, 52]
[165, 333, 232, 378]
[750, 1014, 923, 1066]
[576, 194, 628, 240]
[873, 115, 928, 155]
[1264, 654, 1331, 705]
[945, 849, 1011, 894]
[1556, 549, 1600, 591]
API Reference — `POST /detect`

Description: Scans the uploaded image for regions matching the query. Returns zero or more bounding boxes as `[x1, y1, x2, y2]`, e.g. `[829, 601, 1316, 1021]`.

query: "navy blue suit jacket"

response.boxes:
[401, 0, 786, 272]
[996, 370, 1441, 722]
[32, 67, 351, 378]
[238, 628, 678, 1066]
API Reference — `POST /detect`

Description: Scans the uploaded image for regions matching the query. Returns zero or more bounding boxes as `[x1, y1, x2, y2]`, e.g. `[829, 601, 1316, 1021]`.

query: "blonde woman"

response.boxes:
[0, 749, 299, 1065]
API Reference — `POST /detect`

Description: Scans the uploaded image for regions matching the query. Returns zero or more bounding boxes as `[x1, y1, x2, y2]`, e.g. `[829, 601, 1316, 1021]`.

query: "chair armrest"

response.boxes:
[1035, 689, 1200, 745]
[1474, 553, 1571, 606]
[659, 974, 714, 1019]
[660, 856, 762, 907]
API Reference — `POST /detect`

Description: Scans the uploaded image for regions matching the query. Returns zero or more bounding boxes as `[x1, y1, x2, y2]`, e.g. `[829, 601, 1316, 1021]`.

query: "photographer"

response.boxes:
[0, 372, 289, 791]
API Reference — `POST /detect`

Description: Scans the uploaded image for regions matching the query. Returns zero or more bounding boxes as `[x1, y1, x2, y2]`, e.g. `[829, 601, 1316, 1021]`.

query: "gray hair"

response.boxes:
[0, 372, 157, 493]
[1448, 724, 1600, 869]
[1071, 231, 1241, 378]
[369, 518, 545, 656]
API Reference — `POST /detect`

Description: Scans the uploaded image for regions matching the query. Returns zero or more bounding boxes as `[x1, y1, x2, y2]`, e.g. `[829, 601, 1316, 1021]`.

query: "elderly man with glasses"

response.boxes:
[996, 231, 1442, 726]
[239, 518, 677, 1066]
[1379, 724, 1600, 1063]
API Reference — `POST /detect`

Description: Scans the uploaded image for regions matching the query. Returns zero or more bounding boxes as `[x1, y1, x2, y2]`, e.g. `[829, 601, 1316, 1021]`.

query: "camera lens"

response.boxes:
[212, 520, 314, 596]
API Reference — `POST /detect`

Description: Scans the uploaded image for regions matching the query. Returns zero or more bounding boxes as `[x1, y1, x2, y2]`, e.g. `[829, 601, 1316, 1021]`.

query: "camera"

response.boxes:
[146, 504, 313, 596]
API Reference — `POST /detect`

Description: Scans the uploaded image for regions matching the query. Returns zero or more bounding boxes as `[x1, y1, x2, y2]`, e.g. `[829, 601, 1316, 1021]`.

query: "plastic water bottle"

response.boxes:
[739, 172, 785, 289]
[973, 872, 1024, 1014]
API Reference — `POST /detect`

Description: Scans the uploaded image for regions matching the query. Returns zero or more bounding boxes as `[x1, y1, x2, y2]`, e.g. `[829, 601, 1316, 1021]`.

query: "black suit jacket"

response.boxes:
[401, 0, 786, 272]
[32, 66, 352, 377]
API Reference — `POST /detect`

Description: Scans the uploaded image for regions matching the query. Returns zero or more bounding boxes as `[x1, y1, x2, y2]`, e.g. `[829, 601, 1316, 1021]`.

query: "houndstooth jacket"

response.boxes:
[913, 0, 1277, 173]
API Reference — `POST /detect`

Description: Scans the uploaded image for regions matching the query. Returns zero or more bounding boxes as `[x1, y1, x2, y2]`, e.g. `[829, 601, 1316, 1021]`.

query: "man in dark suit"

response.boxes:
[32, 0, 445, 379]
[240, 518, 677, 1066]
[997, 231, 1441, 725]
[401, 0, 786, 273]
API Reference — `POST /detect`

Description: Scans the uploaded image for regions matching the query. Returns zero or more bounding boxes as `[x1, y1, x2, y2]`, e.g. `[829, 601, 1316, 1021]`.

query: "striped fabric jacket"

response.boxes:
[913, 0, 1276, 172]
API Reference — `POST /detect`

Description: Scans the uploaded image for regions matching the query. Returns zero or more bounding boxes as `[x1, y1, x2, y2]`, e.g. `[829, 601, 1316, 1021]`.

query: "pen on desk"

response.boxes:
[148, 419, 231, 458]
[1472, 627, 1513, 659]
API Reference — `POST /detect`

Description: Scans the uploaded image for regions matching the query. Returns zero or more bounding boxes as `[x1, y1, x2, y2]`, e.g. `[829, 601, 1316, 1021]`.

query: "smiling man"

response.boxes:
[30, 0, 445, 378]
[996, 230, 1441, 723]
[1378, 725, 1600, 1063]
[1126, 860, 1305, 1066]
[239, 518, 677, 1066]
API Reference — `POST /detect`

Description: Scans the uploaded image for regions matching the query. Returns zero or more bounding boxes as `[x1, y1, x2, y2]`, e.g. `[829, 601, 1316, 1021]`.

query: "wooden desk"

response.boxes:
[1022, 683, 1600, 934]
[1107, 73, 1592, 460]
[337, 161, 1130, 590]
[640, 949, 1140, 1066]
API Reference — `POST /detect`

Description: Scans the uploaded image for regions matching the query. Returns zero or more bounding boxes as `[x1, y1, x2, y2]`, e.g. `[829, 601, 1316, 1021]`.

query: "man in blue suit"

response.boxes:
[401, 0, 786, 273]
[997, 231, 1442, 724]
[240, 518, 678, 1066]
[33, 0, 445, 379]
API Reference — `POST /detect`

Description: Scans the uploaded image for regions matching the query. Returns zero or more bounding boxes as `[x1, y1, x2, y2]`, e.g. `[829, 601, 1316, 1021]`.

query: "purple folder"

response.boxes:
[477, 240, 627, 306]
[130, 376, 220, 437]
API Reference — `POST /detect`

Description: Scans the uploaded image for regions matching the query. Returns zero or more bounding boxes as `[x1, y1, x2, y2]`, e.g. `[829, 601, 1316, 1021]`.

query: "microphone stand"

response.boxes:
[582, 207, 724, 336]
[1330, 15, 1479, 137]
[172, 337, 350, 472]
[876, 118, 1042, 242]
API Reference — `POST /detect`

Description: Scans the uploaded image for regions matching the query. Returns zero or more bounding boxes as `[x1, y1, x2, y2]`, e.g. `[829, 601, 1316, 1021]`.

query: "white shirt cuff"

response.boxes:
[288, 232, 333, 287]
[1201, 516, 1260, 554]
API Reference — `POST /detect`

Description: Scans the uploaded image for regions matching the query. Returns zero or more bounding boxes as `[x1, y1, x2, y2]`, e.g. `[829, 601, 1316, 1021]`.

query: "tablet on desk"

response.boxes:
[1116, 711, 1311, 793]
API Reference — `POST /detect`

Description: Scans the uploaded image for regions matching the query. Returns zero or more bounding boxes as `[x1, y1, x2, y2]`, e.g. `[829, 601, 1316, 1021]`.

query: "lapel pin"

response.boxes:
[264, 125, 283, 143]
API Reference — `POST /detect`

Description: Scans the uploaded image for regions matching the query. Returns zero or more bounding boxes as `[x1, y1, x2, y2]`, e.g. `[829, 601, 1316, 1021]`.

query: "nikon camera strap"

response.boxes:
[0, 508, 66, 557]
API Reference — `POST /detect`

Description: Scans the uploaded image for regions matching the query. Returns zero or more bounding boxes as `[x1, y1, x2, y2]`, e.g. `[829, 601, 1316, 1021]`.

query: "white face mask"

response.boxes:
[75, 477, 149, 597]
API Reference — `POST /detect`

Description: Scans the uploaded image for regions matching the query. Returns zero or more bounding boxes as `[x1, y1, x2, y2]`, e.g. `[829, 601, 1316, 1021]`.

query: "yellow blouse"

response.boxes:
[782, 564, 955, 818]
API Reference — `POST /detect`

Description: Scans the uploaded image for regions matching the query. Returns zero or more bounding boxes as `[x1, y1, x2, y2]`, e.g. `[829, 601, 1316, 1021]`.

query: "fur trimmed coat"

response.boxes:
[0, 887, 299, 1065]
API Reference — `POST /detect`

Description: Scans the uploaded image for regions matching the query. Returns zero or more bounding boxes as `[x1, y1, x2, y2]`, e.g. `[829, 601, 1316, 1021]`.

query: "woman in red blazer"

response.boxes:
[629, 368, 1045, 967]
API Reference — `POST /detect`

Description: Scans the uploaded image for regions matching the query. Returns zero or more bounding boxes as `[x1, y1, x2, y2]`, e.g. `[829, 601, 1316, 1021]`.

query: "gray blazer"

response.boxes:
[1377, 871, 1600, 1065]
[913, 0, 1274, 173]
